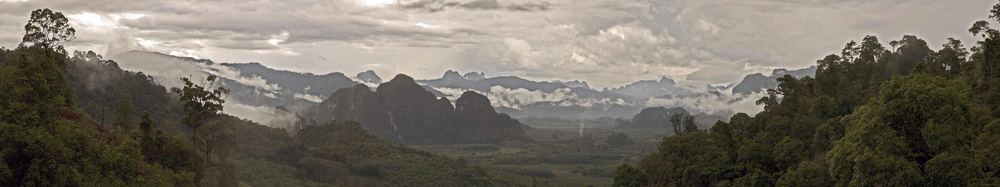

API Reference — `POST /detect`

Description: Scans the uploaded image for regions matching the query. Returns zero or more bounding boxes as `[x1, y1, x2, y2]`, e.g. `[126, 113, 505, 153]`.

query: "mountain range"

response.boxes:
[109, 50, 817, 129]
[300, 75, 525, 144]
[731, 66, 817, 95]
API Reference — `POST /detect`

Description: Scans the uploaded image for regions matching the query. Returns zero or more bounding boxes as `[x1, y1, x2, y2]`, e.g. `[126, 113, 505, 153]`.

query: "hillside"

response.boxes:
[0, 10, 527, 185]
[112, 51, 358, 129]
[69, 53, 525, 186]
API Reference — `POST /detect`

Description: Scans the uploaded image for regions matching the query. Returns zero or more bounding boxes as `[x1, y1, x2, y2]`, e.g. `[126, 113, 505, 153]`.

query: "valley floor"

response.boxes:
[411, 119, 670, 186]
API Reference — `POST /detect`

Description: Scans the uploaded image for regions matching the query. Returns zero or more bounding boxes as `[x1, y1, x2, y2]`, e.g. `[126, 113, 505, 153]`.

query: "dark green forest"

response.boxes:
[614, 2, 1000, 187]
[0, 9, 527, 186]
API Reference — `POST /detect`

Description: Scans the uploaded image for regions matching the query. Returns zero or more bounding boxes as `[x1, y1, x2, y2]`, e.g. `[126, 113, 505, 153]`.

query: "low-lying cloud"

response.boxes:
[293, 93, 325, 103]
[112, 52, 303, 130]
[646, 92, 767, 116]
[434, 85, 632, 110]
[223, 102, 299, 133]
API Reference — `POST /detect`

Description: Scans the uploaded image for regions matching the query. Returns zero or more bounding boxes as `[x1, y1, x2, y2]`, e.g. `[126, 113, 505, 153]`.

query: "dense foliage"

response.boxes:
[0, 9, 198, 186]
[1, 8, 525, 186]
[617, 2, 1000, 186]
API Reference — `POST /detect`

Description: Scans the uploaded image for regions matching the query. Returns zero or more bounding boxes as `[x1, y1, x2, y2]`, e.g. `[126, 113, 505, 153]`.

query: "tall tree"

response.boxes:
[172, 76, 228, 133]
[918, 38, 969, 77]
[171, 75, 229, 185]
[19, 8, 75, 53]
[113, 96, 135, 133]
[0, 9, 75, 126]
[139, 112, 154, 148]
[888, 35, 933, 75]
[669, 113, 697, 135]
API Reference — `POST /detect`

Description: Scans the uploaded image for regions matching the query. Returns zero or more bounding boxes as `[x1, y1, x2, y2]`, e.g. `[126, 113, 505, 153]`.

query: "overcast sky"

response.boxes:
[0, 0, 994, 88]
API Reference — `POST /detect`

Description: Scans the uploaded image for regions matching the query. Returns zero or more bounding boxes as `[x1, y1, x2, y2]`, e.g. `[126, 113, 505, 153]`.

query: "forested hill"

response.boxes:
[0, 9, 526, 186]
[614, 3, 1000, 186]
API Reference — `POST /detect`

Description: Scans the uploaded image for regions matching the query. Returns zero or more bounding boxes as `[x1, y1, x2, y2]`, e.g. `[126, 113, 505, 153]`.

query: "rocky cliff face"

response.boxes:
[303, 84, 394, 139]
[302, 74, 524, 144]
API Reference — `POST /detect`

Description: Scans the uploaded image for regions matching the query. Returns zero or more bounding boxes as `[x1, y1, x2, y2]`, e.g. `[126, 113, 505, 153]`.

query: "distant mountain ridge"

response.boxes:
[608, 77, 694, 99]
[301, 74, 525, 144]
[419, 70, 641, 119]
[732, 66, 817, 95]
[111, 51, 799, 124]
[112, 51, 358, 129]
[56, 51, 515, 186]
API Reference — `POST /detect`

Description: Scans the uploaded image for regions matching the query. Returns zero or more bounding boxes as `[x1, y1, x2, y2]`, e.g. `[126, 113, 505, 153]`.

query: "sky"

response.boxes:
[0, 0, 994, 89]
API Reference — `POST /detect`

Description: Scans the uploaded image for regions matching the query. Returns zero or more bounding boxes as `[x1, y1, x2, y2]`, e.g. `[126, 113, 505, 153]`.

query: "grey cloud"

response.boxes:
[461, 23, 740, 88]
[4, 0, 493, 49]
[208, 40, 280, 50]
[397, 0, 552, 12]
[0, 0, 193, 16]
[652, 0, 991, 74]
[118, 11, 486, 45]
[3, 0, 649, 52]
[103, 35, 145, 57]
[1, 0, 993, 90]
[0, 15, 24, 45]
[133, 30, 260, 42]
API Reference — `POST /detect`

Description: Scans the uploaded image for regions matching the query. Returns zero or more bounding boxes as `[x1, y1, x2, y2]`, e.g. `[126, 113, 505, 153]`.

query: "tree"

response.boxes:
[828, 75, 975, 185]
[970, 4, 1000, 116]
[170, 75, 229, 185]
[20, 8, 76, 52]
[773, 137, 807, 169]
[613, 164, 647, 187]
[172, 76, 228, 133]
[918, 38, 968, 77]
[888, 35, 933, 75]
[113, 96, 135, 134]
[0, 9, 76, 126]
[670, 113, 683, 134]
[639, 131, 727, 186]
[139, 112, 155, 151]
[622, 2, 1000, 185]
[975, 120, 1000, 177]
[776, 161, 832, 187]
[737, 140, 774, 172]
[669, 113, 698, 135]
[0, 9, 199, 186]
[925, 151, 983, 186]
